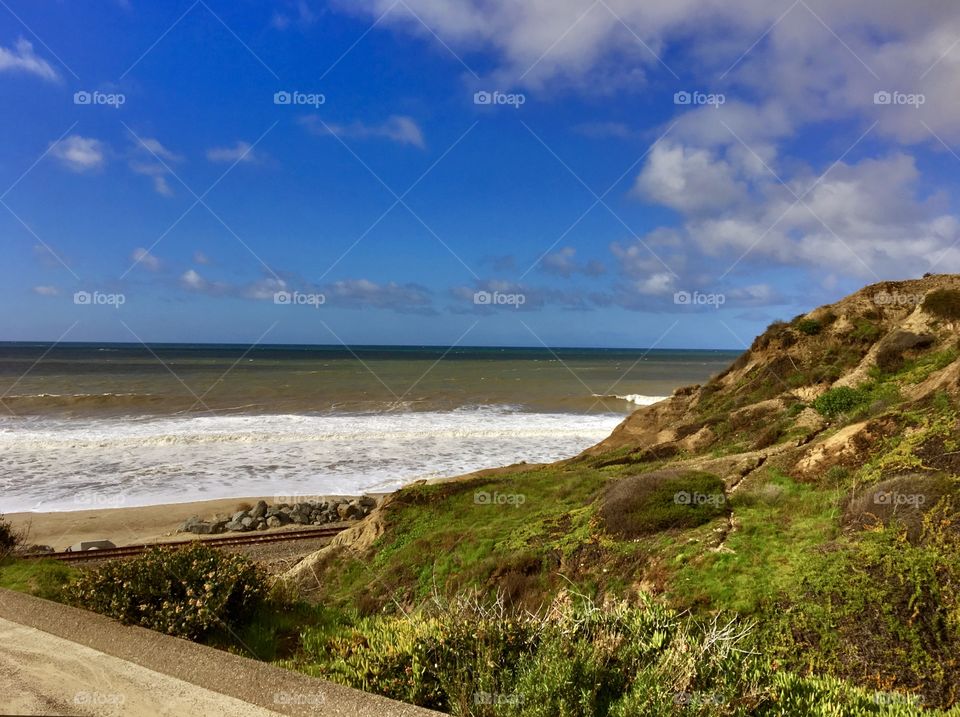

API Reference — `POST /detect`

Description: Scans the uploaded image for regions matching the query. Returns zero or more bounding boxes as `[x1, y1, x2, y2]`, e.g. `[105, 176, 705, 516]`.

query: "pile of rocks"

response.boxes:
[178, 496, 377, 535]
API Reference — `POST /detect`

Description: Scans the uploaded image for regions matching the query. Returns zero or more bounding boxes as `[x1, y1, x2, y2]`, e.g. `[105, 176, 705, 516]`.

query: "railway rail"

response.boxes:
[24, 525, 347, 563]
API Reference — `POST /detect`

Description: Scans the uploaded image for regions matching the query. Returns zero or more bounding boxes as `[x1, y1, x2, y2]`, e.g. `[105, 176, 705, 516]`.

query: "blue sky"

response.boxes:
[2, 0, 960, 349]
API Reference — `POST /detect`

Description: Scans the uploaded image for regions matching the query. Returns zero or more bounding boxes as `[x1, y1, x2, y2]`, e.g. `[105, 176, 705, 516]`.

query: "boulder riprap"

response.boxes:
[177, 496, 378, 535]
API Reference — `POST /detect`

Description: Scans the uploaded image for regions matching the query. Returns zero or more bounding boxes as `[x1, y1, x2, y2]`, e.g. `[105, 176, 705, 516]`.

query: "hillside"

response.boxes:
[281, 275, 960, 712]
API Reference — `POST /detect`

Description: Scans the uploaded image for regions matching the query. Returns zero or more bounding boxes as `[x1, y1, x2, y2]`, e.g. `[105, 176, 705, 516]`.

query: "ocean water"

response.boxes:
[0, 344, 738, 512]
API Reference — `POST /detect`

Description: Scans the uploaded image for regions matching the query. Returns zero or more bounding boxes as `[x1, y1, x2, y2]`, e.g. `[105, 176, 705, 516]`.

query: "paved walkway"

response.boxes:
[0, 588, 441, 717]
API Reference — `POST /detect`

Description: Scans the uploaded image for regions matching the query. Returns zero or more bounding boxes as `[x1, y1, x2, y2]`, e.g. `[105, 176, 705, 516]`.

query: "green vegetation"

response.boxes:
[68, 544, 270, 640]
[0, 513, 22, 559]
[6, 283, 960, 713]
[286, 591, 945, 716]
[812, 385, 871, 416]
[0, 557, 76, 601]
[795, 318, 823, 335]
[923, 289, 960, 321]
[599, 470, 727, 537]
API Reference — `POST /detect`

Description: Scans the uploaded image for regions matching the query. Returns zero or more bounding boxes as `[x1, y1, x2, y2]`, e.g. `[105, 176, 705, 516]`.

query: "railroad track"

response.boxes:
[25, 525, 347, 563]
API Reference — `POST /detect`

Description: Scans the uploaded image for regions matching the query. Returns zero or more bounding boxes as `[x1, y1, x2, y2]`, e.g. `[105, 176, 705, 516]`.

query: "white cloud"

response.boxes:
[302, 115, 426, 148]
[193, 251, 211, 265]
[272, 0, 318, 29]
[128, 138, 182, 196]
[637, 150, 960, 278]
[206, 141, 258, 163]
[325, 278, 432, 310]
[633, 142, 748, 214]
[49, 135, 105, 172]
[130, 247, 161, 271]
[32, 285, 58, 296]
[135, 138, 182, 162]
[0, 39, 58, 81]
[180, 269, 207, 291]
[540, 247, 605, 277]
[338, 1, 960, 142]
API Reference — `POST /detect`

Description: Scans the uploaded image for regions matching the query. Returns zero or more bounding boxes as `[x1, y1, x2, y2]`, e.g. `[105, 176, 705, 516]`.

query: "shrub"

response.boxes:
[297, 591, 934, 716]
[598, 470, 728, 538]
[843, 473, 958, 543]
[922, 289, 960, 321]
[852, 318, 883, 343]
[0, 514, 23, 559]
[796, 318, 823, 335]
[68, 544, 269, 640]
[812, 386, 870, 417]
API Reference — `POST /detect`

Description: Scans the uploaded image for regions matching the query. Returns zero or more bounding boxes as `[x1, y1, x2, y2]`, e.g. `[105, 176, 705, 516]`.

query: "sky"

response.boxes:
[2, 1, 960, 349]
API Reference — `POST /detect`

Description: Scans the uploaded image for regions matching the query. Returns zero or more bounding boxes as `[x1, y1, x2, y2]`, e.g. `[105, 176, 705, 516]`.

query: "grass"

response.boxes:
[0, 557, 77, 601]
[664, 470, 841, 614]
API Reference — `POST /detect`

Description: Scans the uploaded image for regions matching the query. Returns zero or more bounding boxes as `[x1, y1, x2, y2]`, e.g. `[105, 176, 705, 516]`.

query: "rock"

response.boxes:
[240, 516, 255, 530]
[224, 519, 243, 532]
[255, 520, 267, 530]
[338, 501, 363, 520]
[179, 515, 209, 534]
[210, 520, 228, 534]
[251, 500, 268, 520]
[232, 510, 247, 522]
[266, 516, 282, 528]
[358, 495, 377, 508]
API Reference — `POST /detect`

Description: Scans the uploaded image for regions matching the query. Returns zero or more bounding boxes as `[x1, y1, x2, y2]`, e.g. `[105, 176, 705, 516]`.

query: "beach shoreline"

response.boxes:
[3, 495, 360, 552]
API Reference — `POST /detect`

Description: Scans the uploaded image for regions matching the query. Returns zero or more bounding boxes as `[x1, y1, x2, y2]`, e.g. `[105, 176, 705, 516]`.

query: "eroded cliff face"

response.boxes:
[583, 275, 960, 478]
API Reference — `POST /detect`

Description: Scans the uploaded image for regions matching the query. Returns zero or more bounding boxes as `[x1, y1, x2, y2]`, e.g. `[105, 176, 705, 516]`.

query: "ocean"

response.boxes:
[0, 344, 739, 512]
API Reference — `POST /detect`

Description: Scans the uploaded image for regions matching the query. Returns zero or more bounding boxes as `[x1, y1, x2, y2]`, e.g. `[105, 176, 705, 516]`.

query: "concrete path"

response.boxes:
[0, 588, 441, 717]
[0, 618, 283, 716]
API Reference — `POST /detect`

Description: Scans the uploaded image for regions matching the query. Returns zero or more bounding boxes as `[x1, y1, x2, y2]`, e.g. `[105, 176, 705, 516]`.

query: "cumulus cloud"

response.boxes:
[337, 1, 960, 143]
[633, 142, 748, 214]
[180, 269, 207, 291]
[540, 247, 605, 278]
[301, 115, 425, 148]
[0, 39, 58, 81]
[128, 137, 182, 196]
[130, 247, 161, 271]
[206, 141, 258, 163]
[324, 279, 434, 312]
[49, 135, 105, 172]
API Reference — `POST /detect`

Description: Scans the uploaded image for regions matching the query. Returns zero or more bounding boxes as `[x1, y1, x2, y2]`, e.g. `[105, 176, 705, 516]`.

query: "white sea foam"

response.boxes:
[0, 408, 623, 512]
[593, 394, 668, 406]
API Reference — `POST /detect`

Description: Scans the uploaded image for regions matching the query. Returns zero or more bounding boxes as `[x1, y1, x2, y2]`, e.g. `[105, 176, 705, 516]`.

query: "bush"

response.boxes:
[812, 386, 870, 417]
[843, 473, 958, 543]
[796, 318, 823, 335]
[68, 544, 269, 640]
[599, 470, 728, 538]
[0, 514, 22, 559]
[297, 591, 935, 716]
[922, 289, 960, 321]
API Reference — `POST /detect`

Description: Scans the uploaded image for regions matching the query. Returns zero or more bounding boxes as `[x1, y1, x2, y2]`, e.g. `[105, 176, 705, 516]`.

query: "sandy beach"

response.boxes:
[5, 496, 307, 552]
